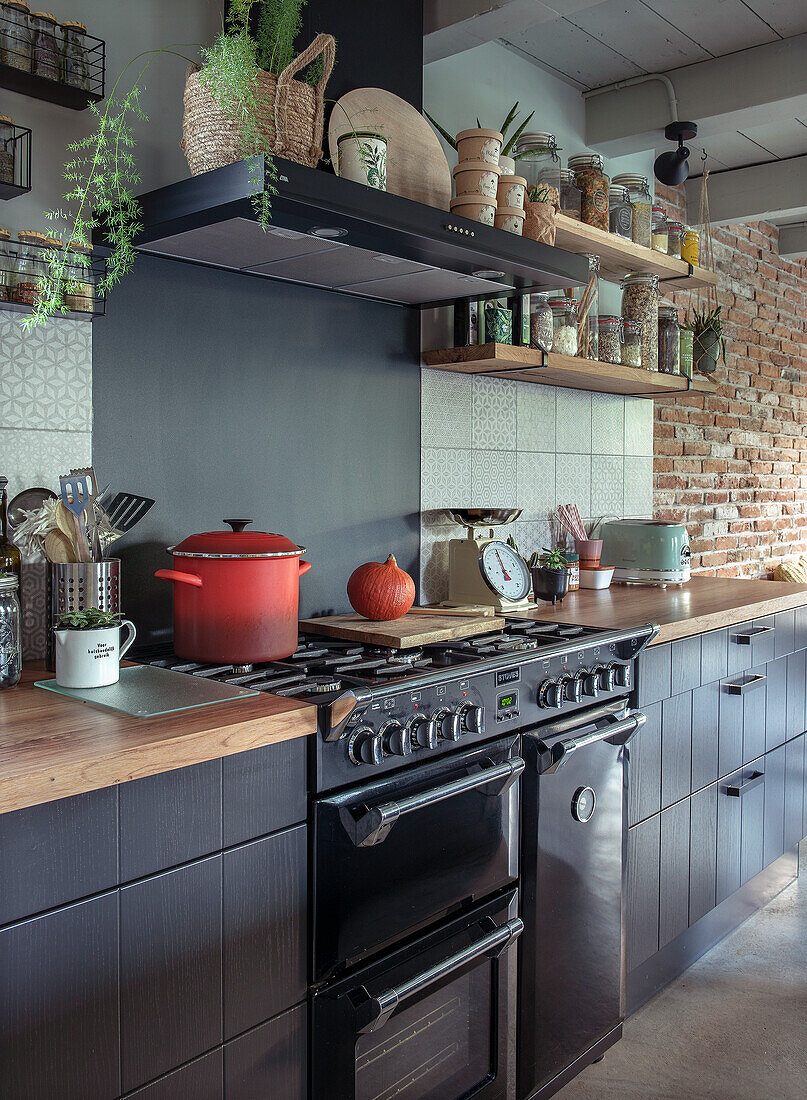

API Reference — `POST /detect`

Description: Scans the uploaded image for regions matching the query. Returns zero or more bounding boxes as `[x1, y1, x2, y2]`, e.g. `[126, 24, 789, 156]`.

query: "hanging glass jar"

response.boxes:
[0, 1, 32, 72]
[558, 168, 582, 221]
[513, 132, 562, 198]
[0, 228, 12, 302]
[30, 9, 58, 80]
[667, 220, 685, 259]
[608, 185, 633, 239]
[621, 272, 659, 370]
[59, 19, 89, 88]
[611, 173, 652, 248]
[0, 573, 22, 689]
[658, 305, 681, 375]
[567, 153, 609, 232]
[529, 292, 553, 353]
[621, 319, 642, 368]
[576, 253, 599, 360]
[597, 316, 622, 365]
[651, 204, 668, 253]
[549, 298, 578, 356]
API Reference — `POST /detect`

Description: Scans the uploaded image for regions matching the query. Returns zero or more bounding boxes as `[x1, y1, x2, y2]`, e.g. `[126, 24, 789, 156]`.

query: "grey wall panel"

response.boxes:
[92, 256, 421, 647]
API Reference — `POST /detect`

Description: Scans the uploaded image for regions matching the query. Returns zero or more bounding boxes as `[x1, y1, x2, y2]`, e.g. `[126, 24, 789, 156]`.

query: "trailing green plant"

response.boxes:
[56, 607, 123, 630]
[685, 303, 726, 363]
[536, 546, 569, 571]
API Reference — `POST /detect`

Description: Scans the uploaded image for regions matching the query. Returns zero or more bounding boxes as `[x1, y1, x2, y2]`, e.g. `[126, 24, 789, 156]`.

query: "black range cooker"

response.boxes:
[149, 617, 655, 1099]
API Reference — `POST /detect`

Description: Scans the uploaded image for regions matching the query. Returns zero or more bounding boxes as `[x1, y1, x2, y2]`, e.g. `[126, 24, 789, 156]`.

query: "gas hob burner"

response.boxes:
[232, 663, 254, 675]
[303, 676, 344, 694]
[555, 625, 585, 638]
[366, 646, 425, 665]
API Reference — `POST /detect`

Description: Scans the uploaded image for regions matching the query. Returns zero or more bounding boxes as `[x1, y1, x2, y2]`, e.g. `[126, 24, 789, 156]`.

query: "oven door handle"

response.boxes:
[342, 755, 525, 847]
[354, 915, 524, 1034]
[541, 710, 646, 774]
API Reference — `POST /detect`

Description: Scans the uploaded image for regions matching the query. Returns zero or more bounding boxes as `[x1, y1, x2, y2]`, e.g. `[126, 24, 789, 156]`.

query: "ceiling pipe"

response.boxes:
[583, 73, 679, 126]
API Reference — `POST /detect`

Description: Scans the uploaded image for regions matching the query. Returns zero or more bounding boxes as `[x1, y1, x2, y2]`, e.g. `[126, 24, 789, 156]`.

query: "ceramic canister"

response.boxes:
[449, 196, 496, 225]
[337, 132, 387, 190]
[494, 206, 526, 235]
[453, 159, 501, 200]
[54, 621, 137, 689]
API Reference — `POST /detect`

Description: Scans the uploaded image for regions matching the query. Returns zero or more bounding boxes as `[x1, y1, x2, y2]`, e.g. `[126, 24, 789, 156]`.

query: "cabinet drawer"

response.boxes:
[691, 681, 719, 792]
[671, 635, 701, 695]
[795, 605, 807, 653]
[659, 799, 690, 949]
[716, 769, 742, 904]
[128, 1049, 223, 1099]
[629, 700, 661, 825]
[718, 672, 766, 779]
[774, 609, 796, 658]
[765, 658, 788, 752]
[784, 734, 806, 850]
[717, 762, 766, 903]
[637, 643, 672, 707]
[786, 650, 806, 741]
[742, 665, 767, 765]
[224, 1004, 307, 1100]
[661, 692, 692, 809]
[727, 622, 754, 675]
[739, 759, 765, 887]
[689, 784, 717, 926]
[763, 744, 786, 869]
[626, 816, 660, 972]
[700, 629, 728, 684]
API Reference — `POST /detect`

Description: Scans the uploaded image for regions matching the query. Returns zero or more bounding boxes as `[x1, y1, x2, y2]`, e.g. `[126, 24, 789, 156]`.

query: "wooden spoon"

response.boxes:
[44, 529, 75, 563]
[54, 501, 80, 559]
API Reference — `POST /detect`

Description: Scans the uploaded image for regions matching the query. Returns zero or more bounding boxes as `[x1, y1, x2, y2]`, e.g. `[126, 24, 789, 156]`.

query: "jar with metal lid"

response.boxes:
[567, 153, 609, 232]
[64, 242, 96, 312]
[13, 230, 47, 304]
[565, 552, 579, 592]
[611, 173, 652, 248]
[529, 292, 553, 353]
[576, 254, 599, 360]
[598, 316, 622, 364]
[0, 228, 12, 301]
[651, 204, 668, 253]
[0, 114, 14, 185]
[513, 132, 562, 197]
[558, 168, 581, 220]
[549, 298, 578, 356]
[608, 185, 633, 239]
[679, 325, 694, 378]
[0, 1, 31, 72]
[621, 272, 658, 370]
[667, 221, 685, 259]
[0, 573, 21, 689]
[682, 227, 699, 266]
[59, 18, 88, 88]
[30, 10, 58, 80]
[621, 319, 642, 368]
[658, 305, 680, 374]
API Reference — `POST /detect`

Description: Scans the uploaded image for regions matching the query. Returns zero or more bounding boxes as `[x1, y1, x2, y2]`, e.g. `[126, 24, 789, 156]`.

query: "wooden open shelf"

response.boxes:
[553, 212, 718, 291]
[422, 343, 718, 398]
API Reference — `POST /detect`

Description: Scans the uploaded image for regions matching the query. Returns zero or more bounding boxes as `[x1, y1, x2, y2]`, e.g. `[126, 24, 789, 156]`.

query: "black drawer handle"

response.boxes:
[725, 771, 764, 797]
[734, 627, 774, 645]
[724, 673, 766, 695]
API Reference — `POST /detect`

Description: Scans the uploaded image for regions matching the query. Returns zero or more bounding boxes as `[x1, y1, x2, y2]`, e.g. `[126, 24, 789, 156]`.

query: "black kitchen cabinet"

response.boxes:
[0, 894, 119, 1100]
[659, 799, 690, 949]
[661, 692, 692, 808]
[742, 664, 767, 765]
[739, 761, 766, 886]
[626, 816, 660, 972]
[224, 1004, 307, 1100]
[637, 642, 672, 707]
[691, 680, 719, 792]
[688, 783, 717, 926]
[785, 650, 806, 741]
[718, 677, 744, 780]
[762, 743, 786, 869]
[629, 700, 661, 825]
[765, 657, 788, 752]
[784, 734, 806, 851]
[128, 1049, 224, 1100]
[222, 739, 306, 846]
[700, 629, 728, 684]
[716, 768, 742, 905]
[671, 634, 701, 695]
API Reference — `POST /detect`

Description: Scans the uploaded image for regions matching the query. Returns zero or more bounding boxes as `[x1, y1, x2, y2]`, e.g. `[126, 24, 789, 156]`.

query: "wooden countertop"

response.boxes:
[511, 576, 807, 644]
[0, 665, 317, 816]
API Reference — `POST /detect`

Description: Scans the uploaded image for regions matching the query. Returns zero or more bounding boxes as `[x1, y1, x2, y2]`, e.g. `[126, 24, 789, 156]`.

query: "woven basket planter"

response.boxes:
[523, 189, 559, 246]
[181, 33, 335, 175]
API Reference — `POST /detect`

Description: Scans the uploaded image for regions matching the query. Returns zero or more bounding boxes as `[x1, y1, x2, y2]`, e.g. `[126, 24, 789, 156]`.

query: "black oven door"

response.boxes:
[313, 735, 522, 982]
[312, 889, 521, 1100]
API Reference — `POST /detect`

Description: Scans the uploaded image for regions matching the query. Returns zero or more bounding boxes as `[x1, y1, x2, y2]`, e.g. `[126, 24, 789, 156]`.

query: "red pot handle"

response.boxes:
[299, 560, 312, 576]
[155, 568, 203, 588]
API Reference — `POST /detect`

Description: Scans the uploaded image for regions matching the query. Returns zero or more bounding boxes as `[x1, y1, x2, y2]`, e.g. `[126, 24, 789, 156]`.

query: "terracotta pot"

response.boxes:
[497, 174, 527, 210]
[495, 206, 525, 235]
[449, 196, 496, 225]
[456, 127, 503, 166]
[452, 159, 501, 199]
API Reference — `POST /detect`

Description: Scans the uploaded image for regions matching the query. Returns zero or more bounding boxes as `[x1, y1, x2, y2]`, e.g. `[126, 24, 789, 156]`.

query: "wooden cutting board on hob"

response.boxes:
[299, 607, 504, 648]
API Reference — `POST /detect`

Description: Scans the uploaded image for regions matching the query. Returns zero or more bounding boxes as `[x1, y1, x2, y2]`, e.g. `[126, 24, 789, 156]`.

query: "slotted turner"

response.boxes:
[105, 492, 155, 534]
[59, 472, 95, 562]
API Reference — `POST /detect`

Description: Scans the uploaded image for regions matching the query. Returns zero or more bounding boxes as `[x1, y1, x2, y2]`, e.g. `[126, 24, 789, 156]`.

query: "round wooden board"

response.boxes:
[328, 87, 452, 211]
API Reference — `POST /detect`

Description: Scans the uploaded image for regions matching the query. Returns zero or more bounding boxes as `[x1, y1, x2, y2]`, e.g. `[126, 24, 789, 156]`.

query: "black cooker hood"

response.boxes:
[127, 155, 588, 307]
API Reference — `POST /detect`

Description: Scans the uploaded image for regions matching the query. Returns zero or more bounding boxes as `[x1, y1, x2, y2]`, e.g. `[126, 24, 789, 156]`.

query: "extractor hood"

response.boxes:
[128, 155, 588, 307]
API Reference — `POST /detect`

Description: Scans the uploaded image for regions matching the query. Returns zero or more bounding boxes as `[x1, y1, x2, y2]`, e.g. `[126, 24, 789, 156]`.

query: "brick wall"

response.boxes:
[651, 182, 807, 578]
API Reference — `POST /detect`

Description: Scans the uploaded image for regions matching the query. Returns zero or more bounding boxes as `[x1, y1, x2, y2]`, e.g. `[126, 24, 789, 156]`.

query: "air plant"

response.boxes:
[685, 304, 727, 363]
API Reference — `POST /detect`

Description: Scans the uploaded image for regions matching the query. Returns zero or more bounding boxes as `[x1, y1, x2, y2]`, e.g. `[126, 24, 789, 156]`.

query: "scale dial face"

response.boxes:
[479, 540, 532, 602]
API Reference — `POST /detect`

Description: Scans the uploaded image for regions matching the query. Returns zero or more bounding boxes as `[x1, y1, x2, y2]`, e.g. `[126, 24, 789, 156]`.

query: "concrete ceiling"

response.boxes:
[424, 0, 807, 248]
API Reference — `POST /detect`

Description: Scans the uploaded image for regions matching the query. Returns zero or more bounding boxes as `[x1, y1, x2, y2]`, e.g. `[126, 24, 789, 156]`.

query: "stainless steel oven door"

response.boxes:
[313, 735, 522, 982]
[312, 889, 521, 1100]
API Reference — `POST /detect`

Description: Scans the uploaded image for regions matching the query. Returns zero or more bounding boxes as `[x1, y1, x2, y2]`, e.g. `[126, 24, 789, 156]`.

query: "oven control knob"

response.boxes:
[458, 702, 485, 734]
[539, 679, 564, 709]
[566, 673, 584, 703]
[611, 662, 630, 688]
[380, 720, 412, 758]
[407, 714, 438, 750]
[436, 708, 463, 741]
[348, 727, 384, 766]
[594, 664, 616, 692]
[581, 671, 600, 697]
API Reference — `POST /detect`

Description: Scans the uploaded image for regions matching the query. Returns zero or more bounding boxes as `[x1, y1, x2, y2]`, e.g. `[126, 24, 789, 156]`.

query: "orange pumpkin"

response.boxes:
[347, 554, 416, 621]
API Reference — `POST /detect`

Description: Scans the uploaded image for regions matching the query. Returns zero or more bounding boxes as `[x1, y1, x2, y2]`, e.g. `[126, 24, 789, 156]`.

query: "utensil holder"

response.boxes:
[46, 560, 120, 670]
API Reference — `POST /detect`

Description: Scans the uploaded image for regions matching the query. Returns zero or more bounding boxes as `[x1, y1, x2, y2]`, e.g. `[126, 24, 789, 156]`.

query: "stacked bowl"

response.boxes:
[449, 128, 503, 227]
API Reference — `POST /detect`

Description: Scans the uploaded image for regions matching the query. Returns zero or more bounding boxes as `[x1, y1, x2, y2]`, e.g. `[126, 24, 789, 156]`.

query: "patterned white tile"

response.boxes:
[591, 393, 625, 455]
[471, 375, 517, 449]
[421, 447, 472, 510]
[511, 519, 552, 564]
[516, 381, 555, 451]
[555, 454, 591, 520]
[0, 316, 92, 431]
[471, 449, 518, 507]
[555, 387, 592, 454]
[421, 368, 471, 449]
[625, 398, 654, 456]
[591, 455, 624, 517]
[0, 428, 92, 494]
[624, 456, 653, 517]
[516, 452, 555, 520]
[419, 519, 452, 605]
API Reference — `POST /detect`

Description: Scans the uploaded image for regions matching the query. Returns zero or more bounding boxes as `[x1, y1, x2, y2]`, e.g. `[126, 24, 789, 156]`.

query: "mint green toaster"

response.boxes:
[600, 520, 691, 585]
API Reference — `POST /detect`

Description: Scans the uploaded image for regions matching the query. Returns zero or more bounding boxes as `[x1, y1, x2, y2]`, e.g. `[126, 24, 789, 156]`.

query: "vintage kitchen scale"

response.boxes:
[442, 508, 533, 612]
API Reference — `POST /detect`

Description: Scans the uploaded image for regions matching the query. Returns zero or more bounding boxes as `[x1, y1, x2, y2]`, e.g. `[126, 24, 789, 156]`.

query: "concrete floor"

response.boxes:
[560, 843, 807, 1099]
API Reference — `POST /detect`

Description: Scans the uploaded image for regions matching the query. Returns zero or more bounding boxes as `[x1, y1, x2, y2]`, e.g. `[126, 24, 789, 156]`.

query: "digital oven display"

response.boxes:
[498, 694, 517, 710]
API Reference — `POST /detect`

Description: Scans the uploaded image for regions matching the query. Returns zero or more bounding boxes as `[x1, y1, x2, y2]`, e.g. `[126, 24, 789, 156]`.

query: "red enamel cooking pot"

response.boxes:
[155, 519, 311, 663]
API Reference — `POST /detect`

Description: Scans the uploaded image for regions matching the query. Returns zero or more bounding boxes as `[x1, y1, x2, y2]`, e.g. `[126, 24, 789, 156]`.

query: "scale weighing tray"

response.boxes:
[35, 664, 260, 717]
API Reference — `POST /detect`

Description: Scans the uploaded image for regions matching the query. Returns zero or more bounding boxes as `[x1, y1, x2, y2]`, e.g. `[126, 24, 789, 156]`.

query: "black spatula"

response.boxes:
[105, 492, 155, 534]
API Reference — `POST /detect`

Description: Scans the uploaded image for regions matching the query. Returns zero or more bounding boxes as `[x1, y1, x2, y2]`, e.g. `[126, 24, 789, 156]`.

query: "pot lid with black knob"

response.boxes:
[168, 519, 305, 559]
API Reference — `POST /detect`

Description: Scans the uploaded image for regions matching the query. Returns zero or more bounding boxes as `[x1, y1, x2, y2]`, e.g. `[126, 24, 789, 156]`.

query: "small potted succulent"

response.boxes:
[54, 607, 136, 689]
[424, 101, 534, 171]
[529, 546, 570, 605]
[687, 304, 726, 374]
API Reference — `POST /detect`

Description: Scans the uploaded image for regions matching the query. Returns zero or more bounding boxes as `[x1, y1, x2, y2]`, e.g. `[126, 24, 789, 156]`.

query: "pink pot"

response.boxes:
[575, 538, 603, 568]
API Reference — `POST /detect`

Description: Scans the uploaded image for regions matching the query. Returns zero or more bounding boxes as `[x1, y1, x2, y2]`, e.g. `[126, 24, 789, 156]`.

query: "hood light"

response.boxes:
[311, 227, 347, 238]
[472, 269, 505, 279]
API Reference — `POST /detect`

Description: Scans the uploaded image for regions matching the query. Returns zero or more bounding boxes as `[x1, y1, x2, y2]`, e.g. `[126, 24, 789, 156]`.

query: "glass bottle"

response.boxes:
[558, 169, 582, 220]
[658, 305, 681, 374]
[0, 476, 21, 580]
[549, 298, 578, 356]
[611, 173, 652, 248]
[0, 1, 32, 72]
[529, 292, 553, 352]
[567, 153, 609, 232]
[621, 319, 642, 368]
[576, 253, 599, 360]
[30, 10, 58, 81]
[608, 185, 633, 239]
[513, 132, 562, 198]
[667, 220, 685, 259]
[597, 316, 622, 364]
[59, 19, 88, 88]
[621, 272, 659, 370]
[0, 228, 12, 301]
[0, 572, 22, 688]
[651, 204, 668, 253]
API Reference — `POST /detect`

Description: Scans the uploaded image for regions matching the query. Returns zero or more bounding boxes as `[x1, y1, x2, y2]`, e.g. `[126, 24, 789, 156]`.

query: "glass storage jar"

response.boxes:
[0, 114, 13, 185]
[608, 185, 633, 239]
[667, 221, 684, 259]
[0, 573, 21, 689]
[658, 305, 680, 374]
[0, 227, 11, 301]
[0, 1, 31, 72]
[576, 254, 599, 360]
[621, 319, 642, 368]
[682, 228, 699, 266]
[611, 173, 652, 248]
[64, 242, 96, 312]
[59, 19, 89, 88]
[13, 230, 47, 304]
[597, 316, 622, 364]
[621, 272, 658, 370]
[529, 292, 553, 352]
[513, 132, 562, 198]
[651, 204, 668, 253]
[30, 9, 58, 80]
[558, 168, 581, 220]
[549, 298, 578, 356]
[567, 153, 609, 232]
[679, 326, 694, 378]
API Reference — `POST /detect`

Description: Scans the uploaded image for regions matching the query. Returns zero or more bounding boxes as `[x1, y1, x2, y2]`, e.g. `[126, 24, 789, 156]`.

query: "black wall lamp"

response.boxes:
[654, 121, 698, 186]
